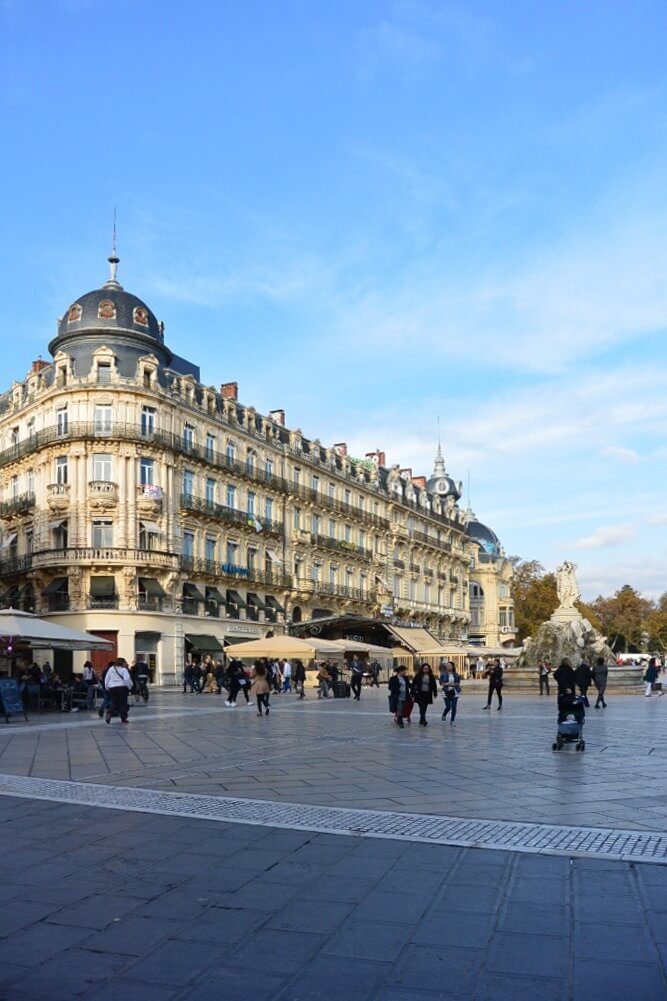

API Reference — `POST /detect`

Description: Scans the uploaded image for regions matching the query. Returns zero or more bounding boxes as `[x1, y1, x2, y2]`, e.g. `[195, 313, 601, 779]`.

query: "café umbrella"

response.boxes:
[226, 634, 342, 660]
[0, 610, 113, 652]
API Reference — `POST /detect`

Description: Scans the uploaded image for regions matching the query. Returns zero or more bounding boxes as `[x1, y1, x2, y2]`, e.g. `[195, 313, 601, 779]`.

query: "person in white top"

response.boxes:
[282, 660, 292, 693]
[104, 658, 133, 724]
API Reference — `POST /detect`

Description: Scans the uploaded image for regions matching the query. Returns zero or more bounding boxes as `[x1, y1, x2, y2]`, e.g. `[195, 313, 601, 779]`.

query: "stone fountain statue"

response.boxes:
[518, 559, 615, 670]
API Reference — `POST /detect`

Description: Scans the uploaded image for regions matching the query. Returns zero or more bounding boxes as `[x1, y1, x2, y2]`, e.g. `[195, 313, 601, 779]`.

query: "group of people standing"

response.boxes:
[540, 658, 609, 708]
[183, 656, 308, 709]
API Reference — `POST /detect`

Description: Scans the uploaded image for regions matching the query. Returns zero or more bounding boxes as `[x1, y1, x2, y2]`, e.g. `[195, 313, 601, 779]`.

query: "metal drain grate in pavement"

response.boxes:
[0, 772, 665, 864]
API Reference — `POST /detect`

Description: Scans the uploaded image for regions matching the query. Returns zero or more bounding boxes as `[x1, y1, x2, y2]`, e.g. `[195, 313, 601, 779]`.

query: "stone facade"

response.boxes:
[0, 259, 513, 682]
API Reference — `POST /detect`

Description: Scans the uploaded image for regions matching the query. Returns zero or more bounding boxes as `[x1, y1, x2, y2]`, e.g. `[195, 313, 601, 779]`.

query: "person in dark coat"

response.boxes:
[388, 666, 409, 728]
[574, 661, 592, 706]
[292, 659, 306, 699]
[592, 656, 608, 709]
[553, 658, 576, 694]
[411, 663, 438, 726]
[483, 659, 503, 710]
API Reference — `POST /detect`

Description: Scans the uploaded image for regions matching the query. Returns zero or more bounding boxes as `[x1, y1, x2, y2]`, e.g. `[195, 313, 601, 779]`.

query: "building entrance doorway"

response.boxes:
[90, 631, 118, 673]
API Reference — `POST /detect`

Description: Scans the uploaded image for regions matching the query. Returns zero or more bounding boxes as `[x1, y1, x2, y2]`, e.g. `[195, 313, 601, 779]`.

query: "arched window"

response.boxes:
[67, 303, 82, 323]
[98, 299, 116, 320]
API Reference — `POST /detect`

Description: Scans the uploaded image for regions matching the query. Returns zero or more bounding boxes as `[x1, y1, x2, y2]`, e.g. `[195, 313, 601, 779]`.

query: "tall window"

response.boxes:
[56, 407, 68, 437]
[55, 456, 68, 486]
[293, 507, 301, 530]
[27, 418, 35, 440]
[393, 575, 402, 598]
[25, 528, 33, 554]
[329, 518, 336, 539]
[358, 529, 366, 550]
[247, 491, 255, 516]
[183, 531, 195, 558]
[293, 468, 301, 487]
[10, 475, 18, 499]
[26, 469, 34, 495]
[344, 489, 351, 506]
[247, 546, 257, 572]
[328, 483, 335, 500]
[311, 475, 319, 493]
[94, 405, 112, 434]
[226, 540, 238, 566]
[205, 433, 215, 459]
[139, 523, 159, 551]
[54, 520, 68, 549]
[329, 564, 337, 586]
[92, 520, 113, 547]
[141, 406, 156, 436]
[358, 496, 364, 512]
[97, 362, 111, 384]
[183, 424, 195, 451]
[226, 484, 236, 509]
[344, 524, 351, 543]
[311, 513, 320, 535]
[205, 478, 215, 504]
[246, 451, 255, 476]
[205, 536, 216, 562]
[265, 497, 273, 522]
[360, 572, 368, 594]
[92, 453, 113, 481]
[139, 458, 155, 486]
[265, 458, 273, 481]
[226, 440, 235, 463]
[311, 561, 321, 582]
[499, 608, 508, 627]
[182, 470, 194, 497]
[409, 579, 416, 601]
[424, 581, 431, 605]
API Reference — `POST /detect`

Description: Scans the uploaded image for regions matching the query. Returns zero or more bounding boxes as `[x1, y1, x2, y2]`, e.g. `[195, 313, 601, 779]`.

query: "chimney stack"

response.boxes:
[334, 442, 348, 457]
[365, 450, 386, 467]
[31, 359, 49, 374]
[411, 475, 427, 489]
[220, 381, 238, 400]
[269, 409, 285, 426]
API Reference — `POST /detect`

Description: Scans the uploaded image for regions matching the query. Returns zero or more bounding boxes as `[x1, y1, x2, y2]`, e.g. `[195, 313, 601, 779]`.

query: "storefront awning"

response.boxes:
[206, 586, 226, 604]
[183, 583, 205, 602]
[247, 592, 267, 611]
[0, 533, 17, 550]
[385, 625, 442, 653]
[48, 520, 67, 530]
[185, 634, 225, 652]
[226, 589, 247, 609]
[90, 576, 116, 596]
[41, 577, 68, 596]
[266, 549, 282, 564]
[265, 594, 285, 613]
[139, 578, 166, 598]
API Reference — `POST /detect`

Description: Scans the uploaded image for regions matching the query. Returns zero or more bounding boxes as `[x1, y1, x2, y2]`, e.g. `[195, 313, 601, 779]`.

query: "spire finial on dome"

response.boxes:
[104, 205, 122, 290]
[433, 417, 446, 477]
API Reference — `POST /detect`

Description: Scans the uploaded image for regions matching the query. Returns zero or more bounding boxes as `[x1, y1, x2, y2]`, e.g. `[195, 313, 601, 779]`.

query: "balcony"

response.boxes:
[88, 594, 119, 610]
[409, 564, 421, 574]
[179, 555, 292, 589]
[46, 593, 70, 612]
[138, 594, 164, 612]
[180, 494, 283, 537]
[88, 480, 119, 510]
[314, 534, 373, 561]
[393, 558, 405, 569]
[0, 492, 35, 519]
[314, 582, 377, 603]
[136, 484, 163, 515]
[47, 483, 70, 512]
[8, 548, 178, 572]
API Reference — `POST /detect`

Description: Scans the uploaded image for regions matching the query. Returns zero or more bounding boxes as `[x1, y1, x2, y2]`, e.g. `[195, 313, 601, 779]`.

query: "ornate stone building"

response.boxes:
[0, 256, 514, 682]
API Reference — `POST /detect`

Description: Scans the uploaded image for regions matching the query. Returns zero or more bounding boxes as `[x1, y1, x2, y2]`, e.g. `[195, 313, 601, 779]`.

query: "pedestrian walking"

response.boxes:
[316, 662, 332, 698]
[369, 659, 381, 688]
[483, 659, 503, 710]
[104, 658, 132, 725]
[293, 659, 306, 699]
[575, 660, 592, 707]
[388, 666, 409, 728]
[251, 660, 270, 716]
[644, 658, 659, 697]
[98, 661, 115, 717]
[82, 660, 97, 711]
[215, 659, 226, 694]
[592, 656, 608, 708]
[282, 659, 292, 693]
[553, 658, 575, 694]
[538, 660, 551, 696]
[350, 657, 364, 701]
[440, 661, 461, 725]
[411, 663, 438, 726]
[183, 661, 196, 694]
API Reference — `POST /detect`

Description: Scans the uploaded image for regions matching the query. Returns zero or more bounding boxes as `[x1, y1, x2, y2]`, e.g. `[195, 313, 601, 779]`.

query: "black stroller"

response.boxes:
[553, 691, 586, 752]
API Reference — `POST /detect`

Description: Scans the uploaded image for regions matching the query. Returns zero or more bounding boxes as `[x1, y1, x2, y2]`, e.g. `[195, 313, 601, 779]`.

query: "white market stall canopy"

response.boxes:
[327, 639, 393, 662]
[385, 625, 444, 653]
[0, 610, 113, 651]
[227, 634, 343, 661]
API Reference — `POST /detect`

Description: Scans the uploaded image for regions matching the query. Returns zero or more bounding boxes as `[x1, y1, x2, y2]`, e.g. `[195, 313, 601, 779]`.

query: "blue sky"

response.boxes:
[1, 0, 666, 599]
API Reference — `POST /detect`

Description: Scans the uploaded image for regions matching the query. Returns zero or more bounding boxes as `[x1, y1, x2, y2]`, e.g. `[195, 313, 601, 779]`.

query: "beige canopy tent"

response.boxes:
[0, 610, 113, 652]
[226, 634, 343, 661]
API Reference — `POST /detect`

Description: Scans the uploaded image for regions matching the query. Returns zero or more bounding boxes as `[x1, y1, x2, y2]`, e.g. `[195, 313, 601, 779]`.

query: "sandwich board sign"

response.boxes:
[0, 678, 28, 723]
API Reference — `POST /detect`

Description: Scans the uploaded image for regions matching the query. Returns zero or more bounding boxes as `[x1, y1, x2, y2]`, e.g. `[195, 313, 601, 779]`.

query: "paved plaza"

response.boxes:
[0, 688, 665, 999]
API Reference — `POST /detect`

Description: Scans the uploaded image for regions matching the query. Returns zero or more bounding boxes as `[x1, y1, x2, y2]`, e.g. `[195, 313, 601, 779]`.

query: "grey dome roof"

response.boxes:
[56, 282, 163, 344]
[467, 519, 501, 555]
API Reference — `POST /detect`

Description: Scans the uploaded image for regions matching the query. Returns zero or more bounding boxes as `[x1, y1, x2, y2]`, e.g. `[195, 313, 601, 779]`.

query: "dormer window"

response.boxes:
[67, 303, 82, 323]
[98, 300, 116, 320]
[97, 362, 111, 385]
[134, 306, 149, 327]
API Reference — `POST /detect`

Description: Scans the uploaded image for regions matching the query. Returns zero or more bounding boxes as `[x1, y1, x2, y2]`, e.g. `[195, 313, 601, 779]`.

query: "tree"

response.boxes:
[590, 585, 655, 652]
[510, 559, 558, 643]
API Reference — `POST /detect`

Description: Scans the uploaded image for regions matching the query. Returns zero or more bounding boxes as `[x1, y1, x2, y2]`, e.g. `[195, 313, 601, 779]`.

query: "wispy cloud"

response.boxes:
[571, 524, 636, 550]
[599, 445, 640, 463]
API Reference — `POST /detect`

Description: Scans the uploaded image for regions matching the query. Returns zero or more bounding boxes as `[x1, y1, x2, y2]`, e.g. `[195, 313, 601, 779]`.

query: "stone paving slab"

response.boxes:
[0, 797, 665, 1000]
